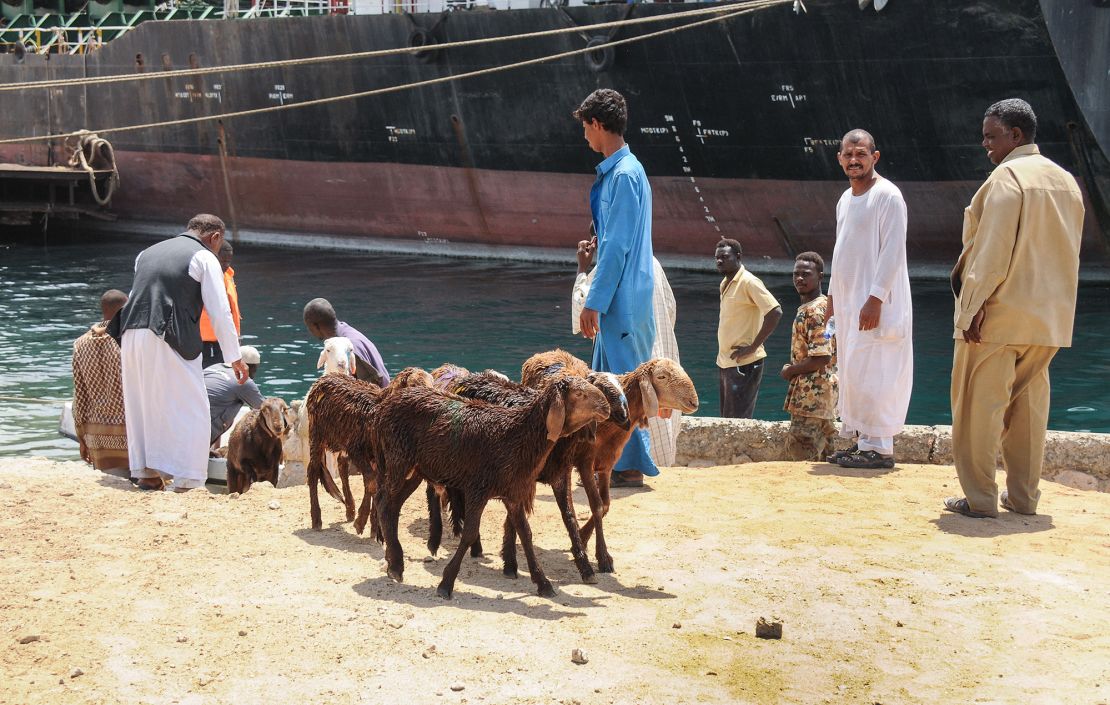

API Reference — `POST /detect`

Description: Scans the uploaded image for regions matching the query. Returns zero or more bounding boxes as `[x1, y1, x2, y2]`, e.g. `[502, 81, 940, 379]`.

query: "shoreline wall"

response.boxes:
[674, 417, 1110, 493]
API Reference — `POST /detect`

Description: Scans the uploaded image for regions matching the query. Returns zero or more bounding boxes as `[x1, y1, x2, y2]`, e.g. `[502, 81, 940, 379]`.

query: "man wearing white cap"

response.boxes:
[205, 344, 264, 446]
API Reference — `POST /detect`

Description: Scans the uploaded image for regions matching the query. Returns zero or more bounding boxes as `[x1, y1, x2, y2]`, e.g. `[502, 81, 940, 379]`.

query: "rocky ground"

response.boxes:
[1, 457, 1107, 705]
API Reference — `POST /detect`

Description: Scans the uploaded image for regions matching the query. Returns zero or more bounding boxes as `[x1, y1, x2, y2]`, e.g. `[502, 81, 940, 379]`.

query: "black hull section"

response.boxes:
[1, 0, 1107, 262]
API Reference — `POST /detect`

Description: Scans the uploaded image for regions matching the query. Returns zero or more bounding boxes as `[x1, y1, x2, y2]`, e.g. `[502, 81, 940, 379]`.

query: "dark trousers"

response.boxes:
[201, 342, 224, 370]
[719, 360, 764, 418]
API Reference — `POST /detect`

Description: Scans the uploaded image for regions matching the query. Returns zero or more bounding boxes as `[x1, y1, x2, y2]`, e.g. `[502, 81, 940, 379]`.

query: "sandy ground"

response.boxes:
[1, 457, 1108, 705]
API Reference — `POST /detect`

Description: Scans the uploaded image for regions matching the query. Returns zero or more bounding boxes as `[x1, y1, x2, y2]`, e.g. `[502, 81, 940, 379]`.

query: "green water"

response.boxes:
[2, 233, 1108, 459]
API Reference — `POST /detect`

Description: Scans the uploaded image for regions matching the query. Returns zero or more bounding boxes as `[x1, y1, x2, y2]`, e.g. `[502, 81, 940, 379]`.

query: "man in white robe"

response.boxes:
[115, 214, 246, 491]
[572, 234, 682, 467]
[827, 129, 913, 469]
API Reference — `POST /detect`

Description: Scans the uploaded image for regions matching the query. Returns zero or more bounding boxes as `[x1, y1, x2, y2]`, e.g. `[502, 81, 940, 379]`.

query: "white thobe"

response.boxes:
[573, 257, 682, 467]
[122, 247, 241, 485]
[828, 176, 914, 442]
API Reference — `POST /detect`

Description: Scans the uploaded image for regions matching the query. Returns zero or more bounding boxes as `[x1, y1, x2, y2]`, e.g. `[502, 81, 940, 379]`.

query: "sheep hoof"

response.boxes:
[436, 585, 453, 600]
[502, 566, 519, 579]
[387, 568, 404, 583]
[582, 572, 598, 585]
[597, 557, 614, 573]
[353, 519, 366, 535]
[537, 582, 556, 598]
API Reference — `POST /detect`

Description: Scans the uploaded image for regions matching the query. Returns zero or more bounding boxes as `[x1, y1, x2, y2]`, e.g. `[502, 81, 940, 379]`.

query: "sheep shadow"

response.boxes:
[807, 463, 899, 479]
[930, 512, 1055, 537]
[292, 523, 384, 556]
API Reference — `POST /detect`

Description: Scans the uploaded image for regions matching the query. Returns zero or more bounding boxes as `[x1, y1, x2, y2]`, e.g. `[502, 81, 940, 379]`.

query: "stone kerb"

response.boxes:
[674, 417, 1110, 492]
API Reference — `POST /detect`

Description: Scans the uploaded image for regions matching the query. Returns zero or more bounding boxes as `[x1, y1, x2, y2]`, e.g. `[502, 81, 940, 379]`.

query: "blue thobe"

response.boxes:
[584, 145, 658, 475]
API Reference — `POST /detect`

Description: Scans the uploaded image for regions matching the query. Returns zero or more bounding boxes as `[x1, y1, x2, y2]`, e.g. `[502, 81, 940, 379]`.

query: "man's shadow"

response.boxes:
[931, 512, 1055, 537]
[807, 463, 898, 479]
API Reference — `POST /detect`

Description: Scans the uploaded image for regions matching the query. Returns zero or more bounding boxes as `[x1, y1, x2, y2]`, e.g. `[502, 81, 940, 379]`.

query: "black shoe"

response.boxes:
[827, 444, 858, 464]
[836, 450, 894, 469]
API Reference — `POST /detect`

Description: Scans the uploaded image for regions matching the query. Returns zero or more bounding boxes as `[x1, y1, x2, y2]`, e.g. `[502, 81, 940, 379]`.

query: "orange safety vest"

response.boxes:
[199, 267, 241, 342]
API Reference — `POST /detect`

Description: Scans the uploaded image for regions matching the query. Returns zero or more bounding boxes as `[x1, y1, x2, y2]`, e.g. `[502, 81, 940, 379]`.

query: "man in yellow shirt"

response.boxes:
[716, 238, 782, 418]
[945, 98, 1085, 519]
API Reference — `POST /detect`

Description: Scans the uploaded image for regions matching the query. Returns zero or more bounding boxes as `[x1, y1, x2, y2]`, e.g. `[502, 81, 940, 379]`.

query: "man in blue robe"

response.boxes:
[574, 89, 657, 488]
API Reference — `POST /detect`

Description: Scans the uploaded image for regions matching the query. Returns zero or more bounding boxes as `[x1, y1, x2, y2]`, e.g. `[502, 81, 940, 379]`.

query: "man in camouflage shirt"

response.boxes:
[780, 252, 839, 461]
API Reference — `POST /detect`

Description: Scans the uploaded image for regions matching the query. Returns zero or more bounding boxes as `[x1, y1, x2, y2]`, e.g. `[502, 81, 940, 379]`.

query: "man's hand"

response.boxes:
[780, 363, 794, 381]
[576, 236, 597, 274]
[730, 344, 756, 362]
[230, 359, 250, 385]
[963, 308, 985, 344]
[858, 296, 882, 331]
[580, 308, 600, 340]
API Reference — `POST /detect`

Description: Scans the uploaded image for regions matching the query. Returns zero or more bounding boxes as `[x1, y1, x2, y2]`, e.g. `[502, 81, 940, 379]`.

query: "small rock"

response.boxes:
[435, 692, 443, 697]
[197, 675, 212, 687]
[228, 492, 240, 499]
[422, 645, 437, 659]
[570, 648, 589, 665]
[18, 635, 41, 644]
[672, 622, 682, 629]
[176, 635, 189, 643]
[450, 683, 465, 692]
[755, 617, 783, 640]
[896, 621, 904, 628]
[70, 668, 84, 678]
[59, 678, 65, 685]
[268, 500, 280, 510]
[423, 555, 434, 563]
[722, 636, 732, 641]
[706, 671, 718, 676]
[59, 491, 74, 497]
[387, 619, 405, 629]
[238, 630, 247, 637]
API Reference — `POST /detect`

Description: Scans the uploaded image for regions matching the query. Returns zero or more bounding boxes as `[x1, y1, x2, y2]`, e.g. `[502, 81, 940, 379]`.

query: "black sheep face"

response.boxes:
[587, 372, 631, 429]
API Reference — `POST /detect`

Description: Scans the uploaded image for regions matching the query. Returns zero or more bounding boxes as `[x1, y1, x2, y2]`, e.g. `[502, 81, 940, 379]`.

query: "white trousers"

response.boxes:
[121, 329, 210, 485]
[841, 427, 894, 455]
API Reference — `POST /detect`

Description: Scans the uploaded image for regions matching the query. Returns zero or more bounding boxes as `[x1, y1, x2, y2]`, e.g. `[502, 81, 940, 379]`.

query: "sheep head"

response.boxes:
[587, 371, 630, 429]
[390, 366, 434, 391]
[259, 397, 292, 439]
[317, 336, 356, 376]
[636, 358, 699, 425]
[547, 376, 610, 442]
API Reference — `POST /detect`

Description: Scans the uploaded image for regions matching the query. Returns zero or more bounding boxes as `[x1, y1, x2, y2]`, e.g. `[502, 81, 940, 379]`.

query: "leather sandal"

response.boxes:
[827, 444, 857, 464]
[1000, 490, 1035, 515]
[135, 477, 164, 491]
[610, 471, 644, 488]
[943, 496, 993, 519]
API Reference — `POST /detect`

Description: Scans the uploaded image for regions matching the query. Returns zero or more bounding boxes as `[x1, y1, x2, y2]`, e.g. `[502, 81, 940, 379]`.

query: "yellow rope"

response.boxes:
[0, 1, 785, 93]
[0, 1, 788, 145]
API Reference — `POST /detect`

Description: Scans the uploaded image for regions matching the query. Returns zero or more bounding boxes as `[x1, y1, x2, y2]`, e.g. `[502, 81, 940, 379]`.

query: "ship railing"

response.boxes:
[231, 0, 334, 18]
[225, 0, 547, 17]
[0, 6, 218, 55]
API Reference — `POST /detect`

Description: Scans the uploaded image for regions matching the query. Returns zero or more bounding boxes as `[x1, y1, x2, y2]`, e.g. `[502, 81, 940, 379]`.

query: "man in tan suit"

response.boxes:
[945, 98, 1085, 519]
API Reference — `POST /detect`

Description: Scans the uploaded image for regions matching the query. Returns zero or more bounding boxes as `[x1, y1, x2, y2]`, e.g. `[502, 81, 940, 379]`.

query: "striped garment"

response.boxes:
[572, 258, 682, 467]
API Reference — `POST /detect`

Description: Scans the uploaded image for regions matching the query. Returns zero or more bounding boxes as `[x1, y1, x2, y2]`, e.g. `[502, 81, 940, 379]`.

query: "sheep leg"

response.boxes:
[448, 488, 482, 557]
[437, 496, 488, 600]
[352, 470, 379, 537]
[426, 483, 444, 556]
[579, 465, 615, 573]
[307, 453, 326, 531]
[551, 470, 597, 584]
[500, 511, 518, 579]
[376, 484, 405, 582]
[506, 503, 555, 598]
[338, 454, 356, 523]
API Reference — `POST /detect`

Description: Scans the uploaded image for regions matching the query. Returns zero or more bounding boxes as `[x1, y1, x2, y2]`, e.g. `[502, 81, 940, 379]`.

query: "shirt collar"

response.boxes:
[1000, 143, 1040, 165]
[721, 264, 746, 292]
[596, 145, 630, 176]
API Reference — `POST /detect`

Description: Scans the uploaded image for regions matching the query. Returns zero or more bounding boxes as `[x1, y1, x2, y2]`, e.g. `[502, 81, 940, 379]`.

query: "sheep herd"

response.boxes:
[228, 339, 699, 600]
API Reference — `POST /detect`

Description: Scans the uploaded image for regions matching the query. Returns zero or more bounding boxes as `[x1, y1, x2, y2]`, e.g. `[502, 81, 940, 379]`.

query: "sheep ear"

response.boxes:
[316, 350, 326, 370]
[348, 351, 357, 376]
[639, 375, 659, 425]
[545, 390, 566, 443]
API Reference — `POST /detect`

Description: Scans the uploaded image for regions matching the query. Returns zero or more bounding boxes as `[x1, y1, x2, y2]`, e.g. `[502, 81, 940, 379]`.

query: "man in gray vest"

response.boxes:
[116, 214, 247, 492]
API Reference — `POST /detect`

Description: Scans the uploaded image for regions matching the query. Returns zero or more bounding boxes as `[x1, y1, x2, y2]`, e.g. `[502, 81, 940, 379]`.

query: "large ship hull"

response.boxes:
[1, 0, 1107, 263]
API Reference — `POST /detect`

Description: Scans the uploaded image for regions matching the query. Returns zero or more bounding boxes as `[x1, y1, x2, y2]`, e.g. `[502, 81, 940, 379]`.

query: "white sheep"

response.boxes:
[317, 336, 357, 376]
[280, 336, 358, 486]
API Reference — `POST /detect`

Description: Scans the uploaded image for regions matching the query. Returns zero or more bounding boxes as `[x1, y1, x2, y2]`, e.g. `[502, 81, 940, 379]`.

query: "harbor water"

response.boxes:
[2, 232, 1108, 459]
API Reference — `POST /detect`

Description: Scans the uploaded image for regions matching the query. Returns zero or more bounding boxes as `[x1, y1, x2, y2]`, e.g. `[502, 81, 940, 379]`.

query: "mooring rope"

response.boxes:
[0, 0, 788, 145]
[0, 0, 788, 93]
